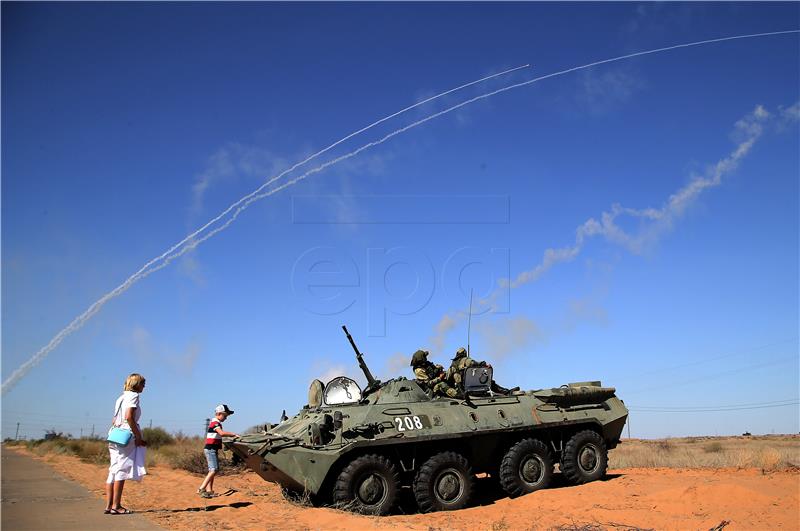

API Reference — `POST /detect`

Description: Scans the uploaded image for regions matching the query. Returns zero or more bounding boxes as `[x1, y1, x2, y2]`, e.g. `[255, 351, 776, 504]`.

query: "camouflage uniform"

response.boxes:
[411, 350, 459, 398]
[447, 347, 485, 387]
[447, 347, 517, 395]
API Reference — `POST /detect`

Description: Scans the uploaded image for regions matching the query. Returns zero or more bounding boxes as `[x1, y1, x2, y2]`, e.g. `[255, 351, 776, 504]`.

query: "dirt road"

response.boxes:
[1, 448, 160, 530]
[5, 447, 799, 530]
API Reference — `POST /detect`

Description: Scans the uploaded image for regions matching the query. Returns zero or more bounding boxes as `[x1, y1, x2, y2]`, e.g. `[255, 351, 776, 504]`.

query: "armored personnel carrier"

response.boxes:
[225, 326, 628, 514]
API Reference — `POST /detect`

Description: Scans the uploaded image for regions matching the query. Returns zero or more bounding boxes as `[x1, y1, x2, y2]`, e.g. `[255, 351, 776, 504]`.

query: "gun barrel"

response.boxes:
[342, 326, 378, 388]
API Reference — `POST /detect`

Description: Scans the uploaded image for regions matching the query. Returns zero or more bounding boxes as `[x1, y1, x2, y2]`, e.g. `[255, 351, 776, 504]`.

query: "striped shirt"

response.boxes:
[204, 418, 223, 449]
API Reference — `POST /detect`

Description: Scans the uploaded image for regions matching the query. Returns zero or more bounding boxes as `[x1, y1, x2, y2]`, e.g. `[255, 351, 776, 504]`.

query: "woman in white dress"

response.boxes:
[105, 373, 147, 515]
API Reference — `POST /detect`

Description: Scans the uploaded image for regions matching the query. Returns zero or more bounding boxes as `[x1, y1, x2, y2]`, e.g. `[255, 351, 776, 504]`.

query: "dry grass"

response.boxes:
[490, 517, 510, 531]
[610, 435, 800, 471]
[281, 487, 314, 507]
[14, 437, 109, 464]
[8, 433, 799, 480]
[703, 441, 724, 453]
[4, 433, 245, 475]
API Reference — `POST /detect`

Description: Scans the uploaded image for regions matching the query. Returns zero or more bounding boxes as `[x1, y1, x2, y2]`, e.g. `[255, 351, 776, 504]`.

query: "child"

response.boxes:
[198, 404, 239, 498]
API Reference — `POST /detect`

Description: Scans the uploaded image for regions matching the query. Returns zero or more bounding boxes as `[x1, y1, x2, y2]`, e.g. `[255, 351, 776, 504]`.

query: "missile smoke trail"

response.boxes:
[4, 30, 799, 394]
[1, 65, 528, 394]
[161, 63, 530, 277]
[107, 30, 800, 279]
[430, 101, 799, 351]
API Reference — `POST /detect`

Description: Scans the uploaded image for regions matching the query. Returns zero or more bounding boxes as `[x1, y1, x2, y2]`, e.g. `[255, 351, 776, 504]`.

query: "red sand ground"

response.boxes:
[16, 449, 800, 530]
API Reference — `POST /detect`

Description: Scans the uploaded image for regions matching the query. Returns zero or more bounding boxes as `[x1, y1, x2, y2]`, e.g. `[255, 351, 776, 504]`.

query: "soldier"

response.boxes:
[447, 347, 517, 395]
[410, 350, 459, 398]
[446, 347, 485, 387]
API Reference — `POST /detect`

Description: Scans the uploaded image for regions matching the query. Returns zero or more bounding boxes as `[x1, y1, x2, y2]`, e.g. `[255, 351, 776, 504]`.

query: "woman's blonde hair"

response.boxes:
[123, 373, 146, 392]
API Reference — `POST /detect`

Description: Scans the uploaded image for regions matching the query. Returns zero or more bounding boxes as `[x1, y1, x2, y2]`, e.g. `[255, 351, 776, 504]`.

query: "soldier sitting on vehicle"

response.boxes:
[447, 347, 518, 395]
[411, 350, 459, 399]
[446, 347, 485, 387]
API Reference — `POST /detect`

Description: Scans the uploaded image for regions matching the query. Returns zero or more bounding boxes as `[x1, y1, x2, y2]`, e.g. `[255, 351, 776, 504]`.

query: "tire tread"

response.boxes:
[413, 451, 473, 513]
[499, 437, 553, 497]
[561, 429, 608, 485]
[332, 454, 399, 515]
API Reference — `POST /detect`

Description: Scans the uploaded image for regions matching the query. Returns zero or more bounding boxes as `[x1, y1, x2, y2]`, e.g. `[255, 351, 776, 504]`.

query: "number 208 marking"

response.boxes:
[394, 415, 424, 431]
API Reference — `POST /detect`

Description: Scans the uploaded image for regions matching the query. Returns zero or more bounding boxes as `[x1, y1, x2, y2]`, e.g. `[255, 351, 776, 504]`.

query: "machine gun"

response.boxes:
[342, 325, 380, 392]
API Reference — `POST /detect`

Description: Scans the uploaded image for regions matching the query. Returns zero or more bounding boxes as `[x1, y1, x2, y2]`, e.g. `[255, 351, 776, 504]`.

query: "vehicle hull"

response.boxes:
[226, 381, 628, 497]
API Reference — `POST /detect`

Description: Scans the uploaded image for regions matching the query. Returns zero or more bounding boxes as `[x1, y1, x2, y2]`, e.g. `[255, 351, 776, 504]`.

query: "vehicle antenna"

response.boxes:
[467, 288, 474, 357]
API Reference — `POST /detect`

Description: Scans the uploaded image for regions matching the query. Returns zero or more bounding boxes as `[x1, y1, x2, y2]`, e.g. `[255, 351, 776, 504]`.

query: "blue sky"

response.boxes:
[2, 3, 798, 439]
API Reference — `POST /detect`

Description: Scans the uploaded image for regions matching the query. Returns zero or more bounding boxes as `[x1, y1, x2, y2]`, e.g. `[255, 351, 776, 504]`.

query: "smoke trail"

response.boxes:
[4, 30, 798, 394]
[1, 65, 528, 394]
[513, 104, 773, 283]
[430, 101, 797, 351]
[133, 63, 533, 298]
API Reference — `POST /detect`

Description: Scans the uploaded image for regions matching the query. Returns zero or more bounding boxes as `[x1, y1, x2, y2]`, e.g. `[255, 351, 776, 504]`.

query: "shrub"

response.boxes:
[172, 448, 210, 475]
[65, 439, 108, 464]
[704, 441, 724, 453]
[142, 427, 174, 448]
[758, 448, 783, 471]
[169, 446, 247, 476]
[656, 439, 674, 451]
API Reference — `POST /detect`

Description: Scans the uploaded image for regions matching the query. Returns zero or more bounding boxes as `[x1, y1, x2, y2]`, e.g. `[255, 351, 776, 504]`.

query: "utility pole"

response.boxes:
[204, 418, 210, 436]
[149, 419, 152, 429]
[15, 422, 20, 440]
[91, 424, 95, 438]
[80, 428, 83, 438]
[627, 414, 631, 439]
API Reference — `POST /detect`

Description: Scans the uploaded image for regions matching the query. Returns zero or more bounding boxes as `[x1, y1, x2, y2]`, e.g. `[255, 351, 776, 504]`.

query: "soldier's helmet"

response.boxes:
[452, 347, 467, 360]
[410, 349, 429, 367]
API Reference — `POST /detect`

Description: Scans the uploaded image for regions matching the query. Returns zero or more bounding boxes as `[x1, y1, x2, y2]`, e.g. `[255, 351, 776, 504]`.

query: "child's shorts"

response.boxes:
[204, 448, 219, 471]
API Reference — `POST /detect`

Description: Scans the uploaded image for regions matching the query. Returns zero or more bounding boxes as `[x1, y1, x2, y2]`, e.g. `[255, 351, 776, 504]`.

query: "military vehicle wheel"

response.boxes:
[499, 438, 554, 497]
[561, 430, 608, 485]
[413, 451, 474, 513]
[333, 454, 399, 515]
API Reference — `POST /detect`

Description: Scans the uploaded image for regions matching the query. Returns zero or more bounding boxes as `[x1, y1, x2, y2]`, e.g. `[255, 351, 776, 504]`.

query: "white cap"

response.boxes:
[214, 404, 234, 415]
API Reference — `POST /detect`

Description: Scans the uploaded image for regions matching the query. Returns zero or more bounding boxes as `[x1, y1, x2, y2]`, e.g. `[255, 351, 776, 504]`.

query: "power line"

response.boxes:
[2, 411, 109, 421]
[630, 402, 799, 413]
[2, 419, 201, 431]
[2, 420, 82, 427]
[2, 410, 197, 423]
[630, 398, 798, 410]
[624, 355, 798, 395]
[629, 337, 798, 378]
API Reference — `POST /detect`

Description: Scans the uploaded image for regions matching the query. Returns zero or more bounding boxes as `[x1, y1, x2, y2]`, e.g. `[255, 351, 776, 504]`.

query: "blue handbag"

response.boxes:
[107, 399, 133, 446]
[108, 427, 132, 446]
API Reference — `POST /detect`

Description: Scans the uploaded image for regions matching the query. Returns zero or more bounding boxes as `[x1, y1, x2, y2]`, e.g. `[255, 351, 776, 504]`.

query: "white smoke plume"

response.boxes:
[476, 316, 545, 360]
[430, 102, 796, 351]
[126, 325, 202, 376]
[513, 103, 773, 283]
[317, 365, 350, 384]
[5, 30, 798, 394]
[380, 352, 413, 380]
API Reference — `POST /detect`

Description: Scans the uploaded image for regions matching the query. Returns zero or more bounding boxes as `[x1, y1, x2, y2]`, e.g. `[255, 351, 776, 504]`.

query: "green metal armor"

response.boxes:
[225, 327, 629, 516]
